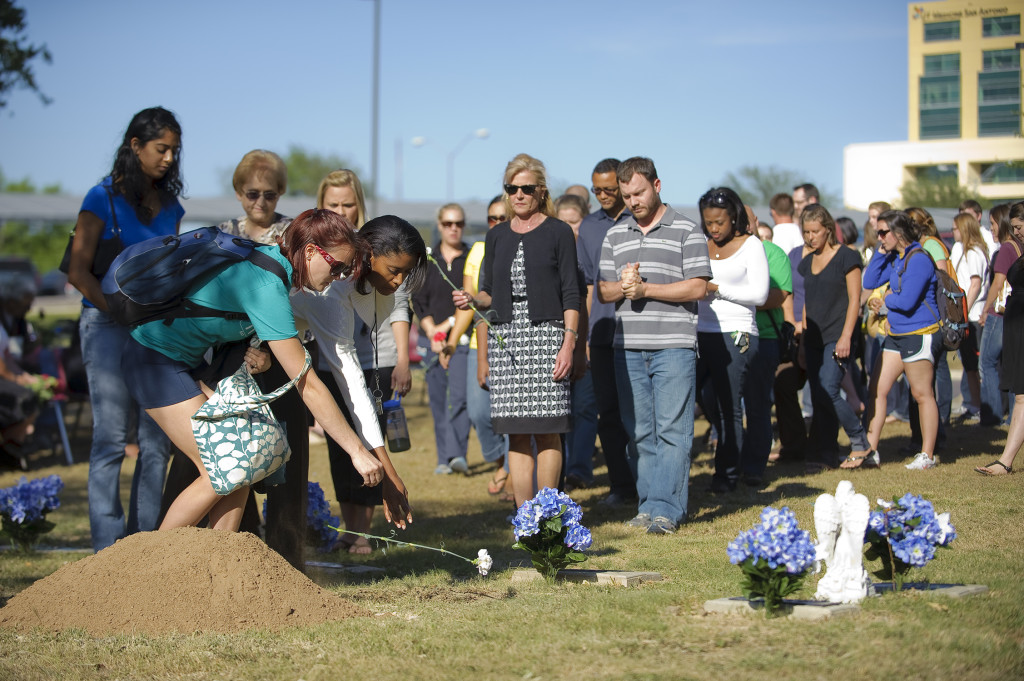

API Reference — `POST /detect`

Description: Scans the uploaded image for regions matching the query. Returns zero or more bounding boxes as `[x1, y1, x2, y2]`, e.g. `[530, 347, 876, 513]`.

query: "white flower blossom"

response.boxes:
[876, 499, 893, 509]
[475, 548, 493, 576]
[935, 512, 954, 545]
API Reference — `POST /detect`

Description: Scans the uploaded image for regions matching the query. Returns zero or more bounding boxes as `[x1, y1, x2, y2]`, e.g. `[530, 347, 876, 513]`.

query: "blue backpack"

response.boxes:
[101, 227, 290, 328]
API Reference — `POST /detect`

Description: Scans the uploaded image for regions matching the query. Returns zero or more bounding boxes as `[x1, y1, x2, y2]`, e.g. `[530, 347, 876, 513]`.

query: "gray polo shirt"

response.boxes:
[599, 205, 712, 350]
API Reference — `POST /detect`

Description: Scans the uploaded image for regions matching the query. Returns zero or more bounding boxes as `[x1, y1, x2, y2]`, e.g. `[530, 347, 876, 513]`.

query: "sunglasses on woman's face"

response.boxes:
[504, 184, 538, 196]
[487, 214, 508, 224]
[312, 243, 353, 278]
[876, 229, 891, 238]
[243, 190, 279, 202]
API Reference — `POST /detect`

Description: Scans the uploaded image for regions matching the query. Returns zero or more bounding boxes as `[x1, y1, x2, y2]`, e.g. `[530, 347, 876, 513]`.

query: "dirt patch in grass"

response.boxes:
[0, 527, 368, 635]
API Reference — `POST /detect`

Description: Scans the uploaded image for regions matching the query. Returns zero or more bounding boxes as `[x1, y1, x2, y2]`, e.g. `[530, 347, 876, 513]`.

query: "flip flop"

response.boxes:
[840, 450, 880, 470]
[348, 538, 373, 555]
[487, 470, 509, 495]
[975, 461, 1013, 476]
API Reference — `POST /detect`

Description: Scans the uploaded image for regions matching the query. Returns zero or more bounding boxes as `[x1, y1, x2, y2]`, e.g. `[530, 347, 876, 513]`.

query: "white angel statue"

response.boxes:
[813, 480, 872, 603]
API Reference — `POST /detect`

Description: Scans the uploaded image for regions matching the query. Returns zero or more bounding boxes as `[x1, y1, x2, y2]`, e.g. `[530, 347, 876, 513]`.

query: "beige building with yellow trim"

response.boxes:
[844, 1, 1023, 209]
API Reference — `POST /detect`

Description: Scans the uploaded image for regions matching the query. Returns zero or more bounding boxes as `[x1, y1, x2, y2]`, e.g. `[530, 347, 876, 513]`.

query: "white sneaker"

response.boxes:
[905, 452, 938, 470]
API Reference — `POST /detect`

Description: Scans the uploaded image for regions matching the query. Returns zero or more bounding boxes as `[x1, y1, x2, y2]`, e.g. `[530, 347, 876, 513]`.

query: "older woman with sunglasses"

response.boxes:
[696, 187, 769, 493]
[122, 209, 412, 534]
[219, 150, 291, 243]
[855, 210, 941, 471]
[455, 153, 580, 506]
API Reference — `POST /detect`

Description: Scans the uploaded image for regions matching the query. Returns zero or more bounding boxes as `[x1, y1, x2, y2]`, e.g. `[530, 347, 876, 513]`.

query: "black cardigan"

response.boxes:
[481, 217, 580, 323]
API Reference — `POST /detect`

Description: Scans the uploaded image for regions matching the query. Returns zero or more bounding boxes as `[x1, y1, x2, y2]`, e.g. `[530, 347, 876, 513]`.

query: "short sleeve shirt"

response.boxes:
[755, 240, 793, 339]
[598, 205, 712, 350]
[798, 246, 862, 348]
[131, 245, 296, 366]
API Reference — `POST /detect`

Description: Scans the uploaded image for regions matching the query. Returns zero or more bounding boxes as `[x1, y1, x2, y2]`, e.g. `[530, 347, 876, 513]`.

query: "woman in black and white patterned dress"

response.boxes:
[456, 154, 581, 506]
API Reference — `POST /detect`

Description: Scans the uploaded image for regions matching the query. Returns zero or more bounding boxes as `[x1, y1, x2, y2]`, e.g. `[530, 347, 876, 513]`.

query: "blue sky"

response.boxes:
[0, 0, 909, 207]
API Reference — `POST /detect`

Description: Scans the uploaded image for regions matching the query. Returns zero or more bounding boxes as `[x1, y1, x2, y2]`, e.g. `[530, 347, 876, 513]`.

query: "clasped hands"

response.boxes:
[620, 262, 645, 300]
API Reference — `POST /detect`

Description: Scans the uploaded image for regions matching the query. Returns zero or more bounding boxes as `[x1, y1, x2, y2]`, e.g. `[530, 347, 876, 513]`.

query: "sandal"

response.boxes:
[840, 450, 880, 470]
[975, 461, 1013, 476]
[348, 537, 373, 555]
[487, 470, 509, 496]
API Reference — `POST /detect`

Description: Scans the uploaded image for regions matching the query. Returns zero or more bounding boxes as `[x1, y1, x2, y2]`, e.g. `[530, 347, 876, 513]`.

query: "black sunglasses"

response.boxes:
[504, 184, 538, 196]
[243, 190, 279, 202]
[487, 214, 507, 223]
[876, 228, 891, 238]
[700, 189, 730, 207]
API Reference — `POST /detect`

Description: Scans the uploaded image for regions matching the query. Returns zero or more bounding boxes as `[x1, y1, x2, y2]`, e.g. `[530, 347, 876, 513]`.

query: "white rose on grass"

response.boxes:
[475, 549, 493, 576]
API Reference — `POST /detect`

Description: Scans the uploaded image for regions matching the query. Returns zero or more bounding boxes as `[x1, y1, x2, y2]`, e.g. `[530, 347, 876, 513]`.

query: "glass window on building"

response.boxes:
[980, 162, 1024, 184]
[920, 72, 961, 139]
[924, 20, 960, 41]
[924, 53, 960, 75]
[912, 165, 959, 182]
[982, 15, 1020, 37]
[979, 50, 1021, 137]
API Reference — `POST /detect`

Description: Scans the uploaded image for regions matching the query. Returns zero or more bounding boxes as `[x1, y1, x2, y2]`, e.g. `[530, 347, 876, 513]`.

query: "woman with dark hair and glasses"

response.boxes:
[696, 187, 769, 492]
[123, 209, 412, 534]
[66, 107, 185, 553]
[798, 204, 869, 472]
[219, 150, 291, 243]
[854, 210, 941, 471]
[292, 214, 425, 552]
[455, 153, 581, 506]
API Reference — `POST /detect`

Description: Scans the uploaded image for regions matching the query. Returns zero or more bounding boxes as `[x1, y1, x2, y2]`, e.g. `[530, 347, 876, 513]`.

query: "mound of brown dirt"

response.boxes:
[0, 527, 368, 635]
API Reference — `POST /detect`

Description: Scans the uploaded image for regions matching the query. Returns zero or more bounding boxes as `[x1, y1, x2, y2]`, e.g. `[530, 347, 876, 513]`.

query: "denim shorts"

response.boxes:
[121, 337, 202, 409]
[883, 332, 935, 364]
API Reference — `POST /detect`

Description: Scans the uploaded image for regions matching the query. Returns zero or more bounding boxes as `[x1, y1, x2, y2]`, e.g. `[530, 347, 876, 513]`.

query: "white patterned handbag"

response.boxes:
[191, 349, 311, 495]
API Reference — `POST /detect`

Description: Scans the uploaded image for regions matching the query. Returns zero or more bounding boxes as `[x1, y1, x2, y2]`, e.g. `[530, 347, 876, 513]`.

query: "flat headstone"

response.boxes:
[870, 582, 988, 598]
[511, 568, 663, 586]
[305, 560, 386, 575]
[703, 597, 860, 620]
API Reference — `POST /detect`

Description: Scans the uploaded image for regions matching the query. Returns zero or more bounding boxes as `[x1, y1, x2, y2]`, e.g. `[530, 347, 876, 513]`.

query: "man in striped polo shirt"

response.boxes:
[597, 157, 712, 535]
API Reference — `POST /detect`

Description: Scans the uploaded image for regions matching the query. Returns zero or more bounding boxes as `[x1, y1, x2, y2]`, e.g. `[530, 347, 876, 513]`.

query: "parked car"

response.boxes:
[0, 257, 40, 297]
[38, 269, 71, 296]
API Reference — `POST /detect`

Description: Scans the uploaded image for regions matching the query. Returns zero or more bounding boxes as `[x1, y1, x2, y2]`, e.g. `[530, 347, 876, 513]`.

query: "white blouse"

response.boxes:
[697, 235, 770, 335]
[949, 242, 990, 322]
[290, 279, 405, 450]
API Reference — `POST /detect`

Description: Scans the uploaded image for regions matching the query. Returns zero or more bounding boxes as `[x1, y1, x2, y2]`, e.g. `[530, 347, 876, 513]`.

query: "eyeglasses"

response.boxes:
[243, 190, 279, 203]
[441, 220, 465, 229]
[504, 184, 538, 196]
[876, 229, 891, 238]
[487, 214, 507, 224]
[312, 243, 353, 278]
[700, 189, 730, 207]
[591, 186, 618, 196]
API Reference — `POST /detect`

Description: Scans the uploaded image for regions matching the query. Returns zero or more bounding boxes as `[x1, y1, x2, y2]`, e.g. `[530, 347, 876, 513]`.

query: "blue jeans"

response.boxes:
[741, 337, 779, 479]
[697, 332, 756, 487]
[805, 341, 868, 465]
[565, 367, 598, 483]
[614, 347, 696, 524]
[980, 314, 1006, 424]
[466, 347, 507, 463]
[421, 343, 470, 465]
[80, 307, 170, 552]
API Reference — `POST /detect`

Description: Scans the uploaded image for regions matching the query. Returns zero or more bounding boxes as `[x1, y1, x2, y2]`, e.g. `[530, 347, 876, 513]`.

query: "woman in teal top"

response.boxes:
[122, 209, 412, 534]
[66, 107, 185, 553]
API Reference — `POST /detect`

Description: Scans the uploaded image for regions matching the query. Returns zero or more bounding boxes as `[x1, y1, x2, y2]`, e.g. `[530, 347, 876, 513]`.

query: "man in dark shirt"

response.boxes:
[576, 158, 637, 506]
[413, 203, 471, 474]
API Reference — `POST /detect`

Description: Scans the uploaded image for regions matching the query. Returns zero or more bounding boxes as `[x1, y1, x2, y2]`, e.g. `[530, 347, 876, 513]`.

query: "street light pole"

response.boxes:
[369, 0, 381, 217]
[446, 128, 489, 201]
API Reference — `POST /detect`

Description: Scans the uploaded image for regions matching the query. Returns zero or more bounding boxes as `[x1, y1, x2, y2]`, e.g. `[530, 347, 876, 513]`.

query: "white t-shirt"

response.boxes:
[697, 235, 770, 335]
[949, 242, 990, 322]
[290, 279, 405, 450]
[772, 222, 804, 255]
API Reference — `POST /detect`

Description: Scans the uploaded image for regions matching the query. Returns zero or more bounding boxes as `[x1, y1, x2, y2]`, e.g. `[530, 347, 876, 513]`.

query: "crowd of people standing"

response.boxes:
[12, 106, 1022, 561]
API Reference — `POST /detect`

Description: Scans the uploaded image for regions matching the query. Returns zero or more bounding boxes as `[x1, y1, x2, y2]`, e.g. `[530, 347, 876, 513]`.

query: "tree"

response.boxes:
[281, 145, 373, 198]
[898, 177, 989, 209]
[0, 169, 69, 273]
[718, 165, 842, 208]
[0, 0, 51, 111]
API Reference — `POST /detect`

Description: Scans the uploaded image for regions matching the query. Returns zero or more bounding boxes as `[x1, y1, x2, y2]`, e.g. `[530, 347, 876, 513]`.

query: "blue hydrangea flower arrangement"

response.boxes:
[511, 487, 592, 582]
[864, 493, 956, 591]
[726, 506, 817, 616]
[0, 474, 63, 552]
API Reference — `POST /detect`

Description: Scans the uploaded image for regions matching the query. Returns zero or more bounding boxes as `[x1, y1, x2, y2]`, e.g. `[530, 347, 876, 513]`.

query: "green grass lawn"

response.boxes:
[1, 391, 1023, 680]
